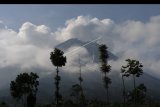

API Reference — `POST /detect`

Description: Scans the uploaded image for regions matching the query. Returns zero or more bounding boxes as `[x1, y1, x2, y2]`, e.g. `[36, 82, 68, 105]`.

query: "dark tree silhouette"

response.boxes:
[78, 55, 86, 107]
[50, 48, 66, 107]
[10, 72, 39, 107]
[99, 44, 111, 105]
[70, 84, 82, 104]
[121, 75, 126, 105]
[121, 67, 130, 106]
[121, 59, 143, 104]
[127, 83, 147, 104]
[78, 55, 83, 92]
[0, 101, 8, 107]
[70, 55, 86, 107]
[27, 93, 36, 107]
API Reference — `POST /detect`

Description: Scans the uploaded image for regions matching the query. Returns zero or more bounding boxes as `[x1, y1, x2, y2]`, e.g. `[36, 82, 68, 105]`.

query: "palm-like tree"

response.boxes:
[121, 59, 143, 104]
[99, 44, 111, 105]
[50, 48, 67, 107]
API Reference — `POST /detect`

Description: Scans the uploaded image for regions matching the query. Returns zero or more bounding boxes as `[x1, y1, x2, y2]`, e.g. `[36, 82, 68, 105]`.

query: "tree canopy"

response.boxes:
[10, 72, 39, 107]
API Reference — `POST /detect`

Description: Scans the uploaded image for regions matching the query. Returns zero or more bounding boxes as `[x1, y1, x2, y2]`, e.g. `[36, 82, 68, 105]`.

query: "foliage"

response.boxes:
[99, 44, 111, 74]
[5, 43, 154, 107]
[50, 48, 67, 107]
[121, 59, 144, 105]
[10, 72, 39, 107]
[99, 45, 108, 64]
[103, 76, 111, 89]
[121, 59, 143, 78]
[127, 84, 147, 104]
[50, 48, 66, 67]
[70, 84, 87, 106]
[99, 44, 112, 104]
[0, 101, 8, 107]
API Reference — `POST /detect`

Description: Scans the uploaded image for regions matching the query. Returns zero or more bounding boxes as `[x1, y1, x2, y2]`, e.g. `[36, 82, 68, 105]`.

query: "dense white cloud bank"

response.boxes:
[0, 15, 160, 87]
[54, 15, 160, 78]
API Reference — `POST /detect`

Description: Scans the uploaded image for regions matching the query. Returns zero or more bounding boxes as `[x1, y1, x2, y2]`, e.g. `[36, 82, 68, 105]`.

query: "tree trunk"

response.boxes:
[133, 75, 136, 90]
[122, 75, 126, 106]
[56, 66, 59, 107]
[106, 74, 109, 106]
[107, 87, 109, 106]
[22, 95, 25, 107]
[133, 75, 136, 105]
[21, 97, 24, 107]
[104, 73, 109, 106]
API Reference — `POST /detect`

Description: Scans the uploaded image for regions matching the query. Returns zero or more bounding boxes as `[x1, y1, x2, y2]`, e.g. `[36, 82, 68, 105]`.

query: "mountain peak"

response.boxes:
[55, 38, 118, 61]
[55, 38, 85, 51]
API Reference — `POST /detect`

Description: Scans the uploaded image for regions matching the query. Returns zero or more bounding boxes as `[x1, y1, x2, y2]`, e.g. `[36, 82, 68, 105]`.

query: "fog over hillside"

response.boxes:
[0, 14, 159, 106]
[1, 38, 160, 106]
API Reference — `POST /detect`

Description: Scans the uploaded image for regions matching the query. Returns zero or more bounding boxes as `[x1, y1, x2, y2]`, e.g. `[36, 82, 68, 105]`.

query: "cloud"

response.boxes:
[0, 22, 58, 72]
[52, 15, 160, 79]
[62, 46, 94, 73]
[18, 22, 58, 47]
[110, 16, 160, 78]
[0, 15, 160, 89]
[54, 16, 115, 49]
[0, 20, 8, 29]
[0, 22, 61, 89]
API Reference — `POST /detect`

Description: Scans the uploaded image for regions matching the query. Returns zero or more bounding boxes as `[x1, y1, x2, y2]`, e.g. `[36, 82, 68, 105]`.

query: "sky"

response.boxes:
[1, 4, 160, 31]
[0, 4, 160, 89]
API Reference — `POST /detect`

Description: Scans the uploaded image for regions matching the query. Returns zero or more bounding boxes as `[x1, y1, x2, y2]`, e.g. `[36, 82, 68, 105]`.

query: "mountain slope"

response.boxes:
[36, 38, 160, 104]
[0, 38, 160, 106]
[56, 38, 118, 62]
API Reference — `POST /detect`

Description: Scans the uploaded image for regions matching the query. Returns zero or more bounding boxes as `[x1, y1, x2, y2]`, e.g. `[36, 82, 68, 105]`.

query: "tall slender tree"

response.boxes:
[99, 44, 111, 105]
[121, 59, 143, 104]
[121, 74, 126, 106]
[78, 55, 86, 107]
[78, 55, 83, 90]
[121, 68, 130, 106]
[70, 84, 82, 105]
[70, 55, 86, 107]
[50, 48, 67, 107]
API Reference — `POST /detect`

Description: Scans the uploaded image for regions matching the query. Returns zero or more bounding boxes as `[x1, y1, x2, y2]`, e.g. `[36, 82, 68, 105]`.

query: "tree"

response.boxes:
[50, 48, 67, 107]
[0, 101, 9, 107]
[121, 67, 130, 106]
[78, 55, 86, 107]
[127, 84, 147, 104]
[121, 59, 143, 104]
[99, 44, 111, 105]
[70, 84, 82, 104]
[10, 72, 39, 107]
[27, 93, 36, 107]
[70, 55, 86, 107]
